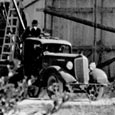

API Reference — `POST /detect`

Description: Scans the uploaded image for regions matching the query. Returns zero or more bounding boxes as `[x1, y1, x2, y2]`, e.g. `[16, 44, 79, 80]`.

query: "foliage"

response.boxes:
[0, 76, 28, 114]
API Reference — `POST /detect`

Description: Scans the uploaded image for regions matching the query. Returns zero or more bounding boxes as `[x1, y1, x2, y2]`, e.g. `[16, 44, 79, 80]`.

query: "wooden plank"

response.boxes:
[23, 0, 40, 9]
[73, 45, 115, 51]
[45, 7, 115, 13]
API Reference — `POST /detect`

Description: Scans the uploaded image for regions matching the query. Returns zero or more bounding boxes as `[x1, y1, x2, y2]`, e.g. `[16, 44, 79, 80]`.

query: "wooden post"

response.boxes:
[98, 0, 104, 65]
[93, 0, 97, 62]
[50, 0, 55, 35]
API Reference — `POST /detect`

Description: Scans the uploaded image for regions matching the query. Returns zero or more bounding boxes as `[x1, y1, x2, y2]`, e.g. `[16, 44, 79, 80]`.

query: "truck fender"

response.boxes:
[59, 69, 77, 83]
[90, 68, 109, 86]
[42, 66, 76, 84]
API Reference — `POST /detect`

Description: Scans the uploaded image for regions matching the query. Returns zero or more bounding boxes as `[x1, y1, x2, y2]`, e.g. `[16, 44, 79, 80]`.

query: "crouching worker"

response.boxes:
[7, 61, 24, 88]
[27, 75, 40, 97]
[89, 62, 109, 86]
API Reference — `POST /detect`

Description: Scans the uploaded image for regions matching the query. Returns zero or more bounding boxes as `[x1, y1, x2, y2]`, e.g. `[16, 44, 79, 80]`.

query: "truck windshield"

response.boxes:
[43, 44, 70, 53]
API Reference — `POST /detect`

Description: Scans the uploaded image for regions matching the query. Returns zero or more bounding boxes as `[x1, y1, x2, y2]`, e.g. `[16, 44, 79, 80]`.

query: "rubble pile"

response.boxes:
[0, 77, 28, 114]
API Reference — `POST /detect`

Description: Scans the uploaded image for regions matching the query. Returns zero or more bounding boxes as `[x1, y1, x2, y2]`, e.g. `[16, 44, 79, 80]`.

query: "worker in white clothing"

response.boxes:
[89, 62, 109, 86]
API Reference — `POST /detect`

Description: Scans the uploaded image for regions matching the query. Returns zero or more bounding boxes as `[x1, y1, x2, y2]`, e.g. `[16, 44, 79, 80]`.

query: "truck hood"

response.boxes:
[43, 52, 82, 58]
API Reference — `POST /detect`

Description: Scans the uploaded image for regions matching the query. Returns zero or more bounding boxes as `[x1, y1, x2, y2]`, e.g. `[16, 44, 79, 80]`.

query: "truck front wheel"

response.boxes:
[86, 84, 104, 101]
[47, 73, 64, 98]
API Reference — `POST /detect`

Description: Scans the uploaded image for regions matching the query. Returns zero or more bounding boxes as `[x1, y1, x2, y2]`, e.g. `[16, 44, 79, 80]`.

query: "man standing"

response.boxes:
[21, 20, 41, 80]
[21, 19, 41, 41]
[30, 20, 41, 37]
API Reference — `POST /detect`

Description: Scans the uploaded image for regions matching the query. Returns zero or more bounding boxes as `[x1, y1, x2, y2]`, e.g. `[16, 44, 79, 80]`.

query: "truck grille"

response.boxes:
[74, 56, 89, 84]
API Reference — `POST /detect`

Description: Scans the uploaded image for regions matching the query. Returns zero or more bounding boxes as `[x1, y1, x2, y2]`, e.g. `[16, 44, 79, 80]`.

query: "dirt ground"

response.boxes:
[6, 97, 115, 115]
[6, 86, 115, 115]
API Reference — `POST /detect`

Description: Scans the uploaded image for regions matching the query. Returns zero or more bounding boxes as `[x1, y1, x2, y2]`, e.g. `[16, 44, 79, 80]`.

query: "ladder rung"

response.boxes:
[6, 25, 17, 28]
[1, 57, 9, 60]
[7, 17, 18, 20]
[3, 43, 12, 45]
[1, 1, 20, 61]
[0, 59, 8, 62]
[4, 34, 11, 37]
[9, 8, 16, 11]
[2, 52, 12, 54]
[5, 34, 15, 36]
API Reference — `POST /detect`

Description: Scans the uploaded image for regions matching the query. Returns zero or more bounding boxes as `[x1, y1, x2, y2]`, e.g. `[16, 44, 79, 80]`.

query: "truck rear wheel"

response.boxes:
[86, 84, 104, 101]
[47, 73, 64, 98]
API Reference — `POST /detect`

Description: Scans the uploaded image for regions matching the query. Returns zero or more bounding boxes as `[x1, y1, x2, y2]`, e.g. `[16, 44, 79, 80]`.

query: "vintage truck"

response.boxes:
[23, 37, 109, 100]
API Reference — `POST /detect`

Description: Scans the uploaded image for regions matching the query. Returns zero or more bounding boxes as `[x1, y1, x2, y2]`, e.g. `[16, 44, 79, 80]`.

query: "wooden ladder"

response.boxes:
[1, 1, 19, 61]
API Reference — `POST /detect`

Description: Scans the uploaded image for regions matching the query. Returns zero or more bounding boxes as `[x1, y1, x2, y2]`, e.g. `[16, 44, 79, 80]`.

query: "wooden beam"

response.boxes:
[73, 45, 115, 52]
[12, 0, 25, 30]
[97, 57, 115, 68]
[45, 6, 115, 13]
[44, 7, 115, 33]
[73, 46, 92, 51]
[23, 0, 40, 9]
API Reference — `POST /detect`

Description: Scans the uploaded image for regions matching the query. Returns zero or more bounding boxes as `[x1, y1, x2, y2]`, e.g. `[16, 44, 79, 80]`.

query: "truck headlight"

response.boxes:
[66, 61, 73, 70]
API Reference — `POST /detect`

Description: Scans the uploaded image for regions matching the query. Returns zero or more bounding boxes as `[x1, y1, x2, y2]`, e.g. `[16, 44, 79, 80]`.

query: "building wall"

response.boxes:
[22, 0, 45, 30]
[44, 0, 115, 79]
[20, 0, 115, 79]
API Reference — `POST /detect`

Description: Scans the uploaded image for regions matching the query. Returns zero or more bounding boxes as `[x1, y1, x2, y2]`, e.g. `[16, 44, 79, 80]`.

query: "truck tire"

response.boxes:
[86, 84, 104, 101]
[47, 73, 64, 98]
